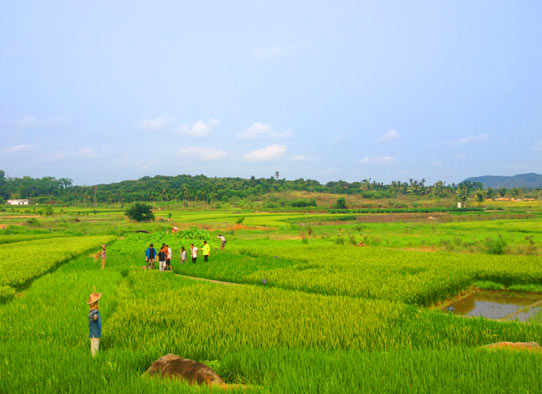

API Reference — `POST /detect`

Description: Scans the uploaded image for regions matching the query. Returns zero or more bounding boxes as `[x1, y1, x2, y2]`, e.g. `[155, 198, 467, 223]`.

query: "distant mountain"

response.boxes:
[463, 173, 542, 189]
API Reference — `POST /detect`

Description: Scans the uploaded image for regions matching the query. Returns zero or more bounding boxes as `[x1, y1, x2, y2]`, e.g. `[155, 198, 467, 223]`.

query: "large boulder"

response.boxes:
[481, 342, 542, 352]
[144, 354, 225, 386]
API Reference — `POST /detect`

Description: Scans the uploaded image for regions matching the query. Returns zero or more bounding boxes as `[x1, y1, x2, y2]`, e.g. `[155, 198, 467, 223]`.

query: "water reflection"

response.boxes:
[447, 290, 542, 321]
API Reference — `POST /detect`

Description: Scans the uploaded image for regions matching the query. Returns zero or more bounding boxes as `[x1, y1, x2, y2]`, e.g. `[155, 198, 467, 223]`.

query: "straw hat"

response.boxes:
[87, 292, 102, 305]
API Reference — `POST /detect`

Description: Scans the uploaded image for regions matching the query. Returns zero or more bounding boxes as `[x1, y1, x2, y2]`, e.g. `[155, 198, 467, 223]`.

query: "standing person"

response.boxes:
[180, 246, 187, 264]
[87, 291, 102, 357]
[217, 235, 227, 250]
[166, 244, 172, 271]
[145, 244, 156, 269]
[100, 244, 107, 270]
[190, 244, 198, 263]
[158, 247, 167, 272]
[202, 241, 210, 262]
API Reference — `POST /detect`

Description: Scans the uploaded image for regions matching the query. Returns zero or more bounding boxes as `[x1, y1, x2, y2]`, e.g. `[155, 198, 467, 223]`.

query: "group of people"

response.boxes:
[144, 234, 226, 271]
[87, 235, 228, 357]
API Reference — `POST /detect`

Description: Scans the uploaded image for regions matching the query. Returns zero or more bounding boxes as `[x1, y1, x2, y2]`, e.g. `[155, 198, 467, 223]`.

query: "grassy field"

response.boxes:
[1, 202, 542, 392]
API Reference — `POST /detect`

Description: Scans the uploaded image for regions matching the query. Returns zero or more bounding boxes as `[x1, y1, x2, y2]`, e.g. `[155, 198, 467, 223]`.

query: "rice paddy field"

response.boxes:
[1, 202, 542, 393]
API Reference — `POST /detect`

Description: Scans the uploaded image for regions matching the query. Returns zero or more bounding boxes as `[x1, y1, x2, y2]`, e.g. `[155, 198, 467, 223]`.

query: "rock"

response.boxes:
[143, 354, 225, 386]
[481, 342, 542, 352]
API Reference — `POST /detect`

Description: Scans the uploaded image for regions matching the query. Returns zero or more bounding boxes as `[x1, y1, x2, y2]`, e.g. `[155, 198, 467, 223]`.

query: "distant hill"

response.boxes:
[463, 173, 542, 189]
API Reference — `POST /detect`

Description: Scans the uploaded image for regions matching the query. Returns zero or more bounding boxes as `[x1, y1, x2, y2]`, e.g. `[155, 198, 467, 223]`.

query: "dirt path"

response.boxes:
[0, 222, 23, 229]
[0, 215, 40, 219]
[176, 274, 241, 286]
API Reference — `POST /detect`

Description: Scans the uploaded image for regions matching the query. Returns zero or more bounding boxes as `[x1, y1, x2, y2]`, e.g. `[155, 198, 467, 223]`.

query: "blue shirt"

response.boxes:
[145, 247, 156, 259]
[89, 309, 102, 338]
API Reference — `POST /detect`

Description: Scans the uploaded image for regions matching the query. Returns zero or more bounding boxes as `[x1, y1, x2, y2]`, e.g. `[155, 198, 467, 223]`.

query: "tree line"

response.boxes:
[1, 170, 540, 206]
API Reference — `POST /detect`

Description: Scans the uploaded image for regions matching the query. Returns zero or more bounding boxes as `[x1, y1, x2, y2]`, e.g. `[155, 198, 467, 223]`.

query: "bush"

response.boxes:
[335, 236, 345, 245]
[290, 199, 317, 208]
[125, 203, 155, 222]
[25, 218, 40, 226]
[334, 197, 347, 210]
[42, 206, 54, 216]
[484, 235, 507, 255]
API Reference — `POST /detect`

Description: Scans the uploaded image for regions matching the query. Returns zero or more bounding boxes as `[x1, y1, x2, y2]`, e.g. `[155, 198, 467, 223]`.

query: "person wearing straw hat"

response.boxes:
[100, 244, 107, 270]
[87, 291, 102, 357]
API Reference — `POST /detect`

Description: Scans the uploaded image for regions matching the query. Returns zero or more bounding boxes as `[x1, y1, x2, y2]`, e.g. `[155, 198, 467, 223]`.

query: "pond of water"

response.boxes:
[445, 290, 542, 322]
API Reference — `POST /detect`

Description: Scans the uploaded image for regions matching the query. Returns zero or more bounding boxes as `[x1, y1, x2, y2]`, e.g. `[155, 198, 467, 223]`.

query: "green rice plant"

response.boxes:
[484, 235, 507, 255]
[0, 235, 115, 290]
[508, 283, 542, 293]
[0, 285, 15, 303]
[473, 281, 506, 290]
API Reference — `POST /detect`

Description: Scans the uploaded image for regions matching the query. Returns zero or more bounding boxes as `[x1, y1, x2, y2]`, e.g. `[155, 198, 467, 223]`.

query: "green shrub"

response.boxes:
[334, 197, 347, 210]
[484, 235, 507, 255]
[25, 218, 40, 226]
[291, 199, 317, 208]
[125, 203, 154, 222]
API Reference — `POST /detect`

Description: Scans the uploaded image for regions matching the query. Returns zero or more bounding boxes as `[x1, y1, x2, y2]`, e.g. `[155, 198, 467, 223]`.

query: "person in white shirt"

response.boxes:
[190, 244, 198, 263]
[217, 234, 227, 250]
[166, 245, 172, 271]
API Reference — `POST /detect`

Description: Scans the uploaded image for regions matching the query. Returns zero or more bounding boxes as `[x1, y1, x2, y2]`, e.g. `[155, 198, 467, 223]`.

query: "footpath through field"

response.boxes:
[176, 273, 241, 286]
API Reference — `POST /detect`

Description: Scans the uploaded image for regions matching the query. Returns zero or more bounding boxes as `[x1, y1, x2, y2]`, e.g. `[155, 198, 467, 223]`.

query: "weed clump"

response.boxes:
[484, 235, 507, 255]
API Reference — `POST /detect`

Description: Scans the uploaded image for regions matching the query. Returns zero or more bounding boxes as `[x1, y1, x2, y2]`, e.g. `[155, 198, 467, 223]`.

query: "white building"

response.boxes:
[6, 199, 30, 205]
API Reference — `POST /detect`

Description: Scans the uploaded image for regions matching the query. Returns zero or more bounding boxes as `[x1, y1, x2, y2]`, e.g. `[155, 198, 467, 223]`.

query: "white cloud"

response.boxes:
[243, 144, 287, 162]
[141, 115, 170, 131]
[39, 147, 98, 162]
[178, 119, 220, 137]
[237, 122, 293, 139]
[73, 148, 98, 158]
[3, 144, 36, 153]
[290, 154, 306, 161]
[14, 115, 68, 129]
[444, 133, 489, 146]
[45, 116, 69, 127]
[457, 133, 489, 144]
[532, 139, 542, 152]
[250, 44, 290, 60]
[379, 129, 399, 142]
[177, 146, 228, 161]
[15, 116, 40, 129]
[359, 156, 396, 165]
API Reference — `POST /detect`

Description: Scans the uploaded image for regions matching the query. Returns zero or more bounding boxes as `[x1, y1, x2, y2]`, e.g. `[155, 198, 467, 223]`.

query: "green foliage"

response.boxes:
[334, 197, 347, 209]
[236, 216, 245, 224]
[0, 285, 15, 303]
[25, 218, 40, 226]
[0, 235, 115, 290]
[484, 235, 508, 255]
[473, 281, 506, 290]
[177, 227, 211, 242]
[1, 209, 542, 392]
[508, 283, 542, 293]
[42, 206, 54, 216]
[125, 203, 154, 222]
[290, 199, 317, 208]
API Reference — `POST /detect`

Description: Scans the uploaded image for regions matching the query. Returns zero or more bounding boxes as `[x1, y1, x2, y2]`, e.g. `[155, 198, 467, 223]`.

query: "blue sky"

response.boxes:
[1, 1, 541, 185]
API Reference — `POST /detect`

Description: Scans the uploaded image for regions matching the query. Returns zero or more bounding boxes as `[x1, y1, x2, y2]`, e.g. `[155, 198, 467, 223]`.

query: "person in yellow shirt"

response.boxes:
[202, 241, 211, 262]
